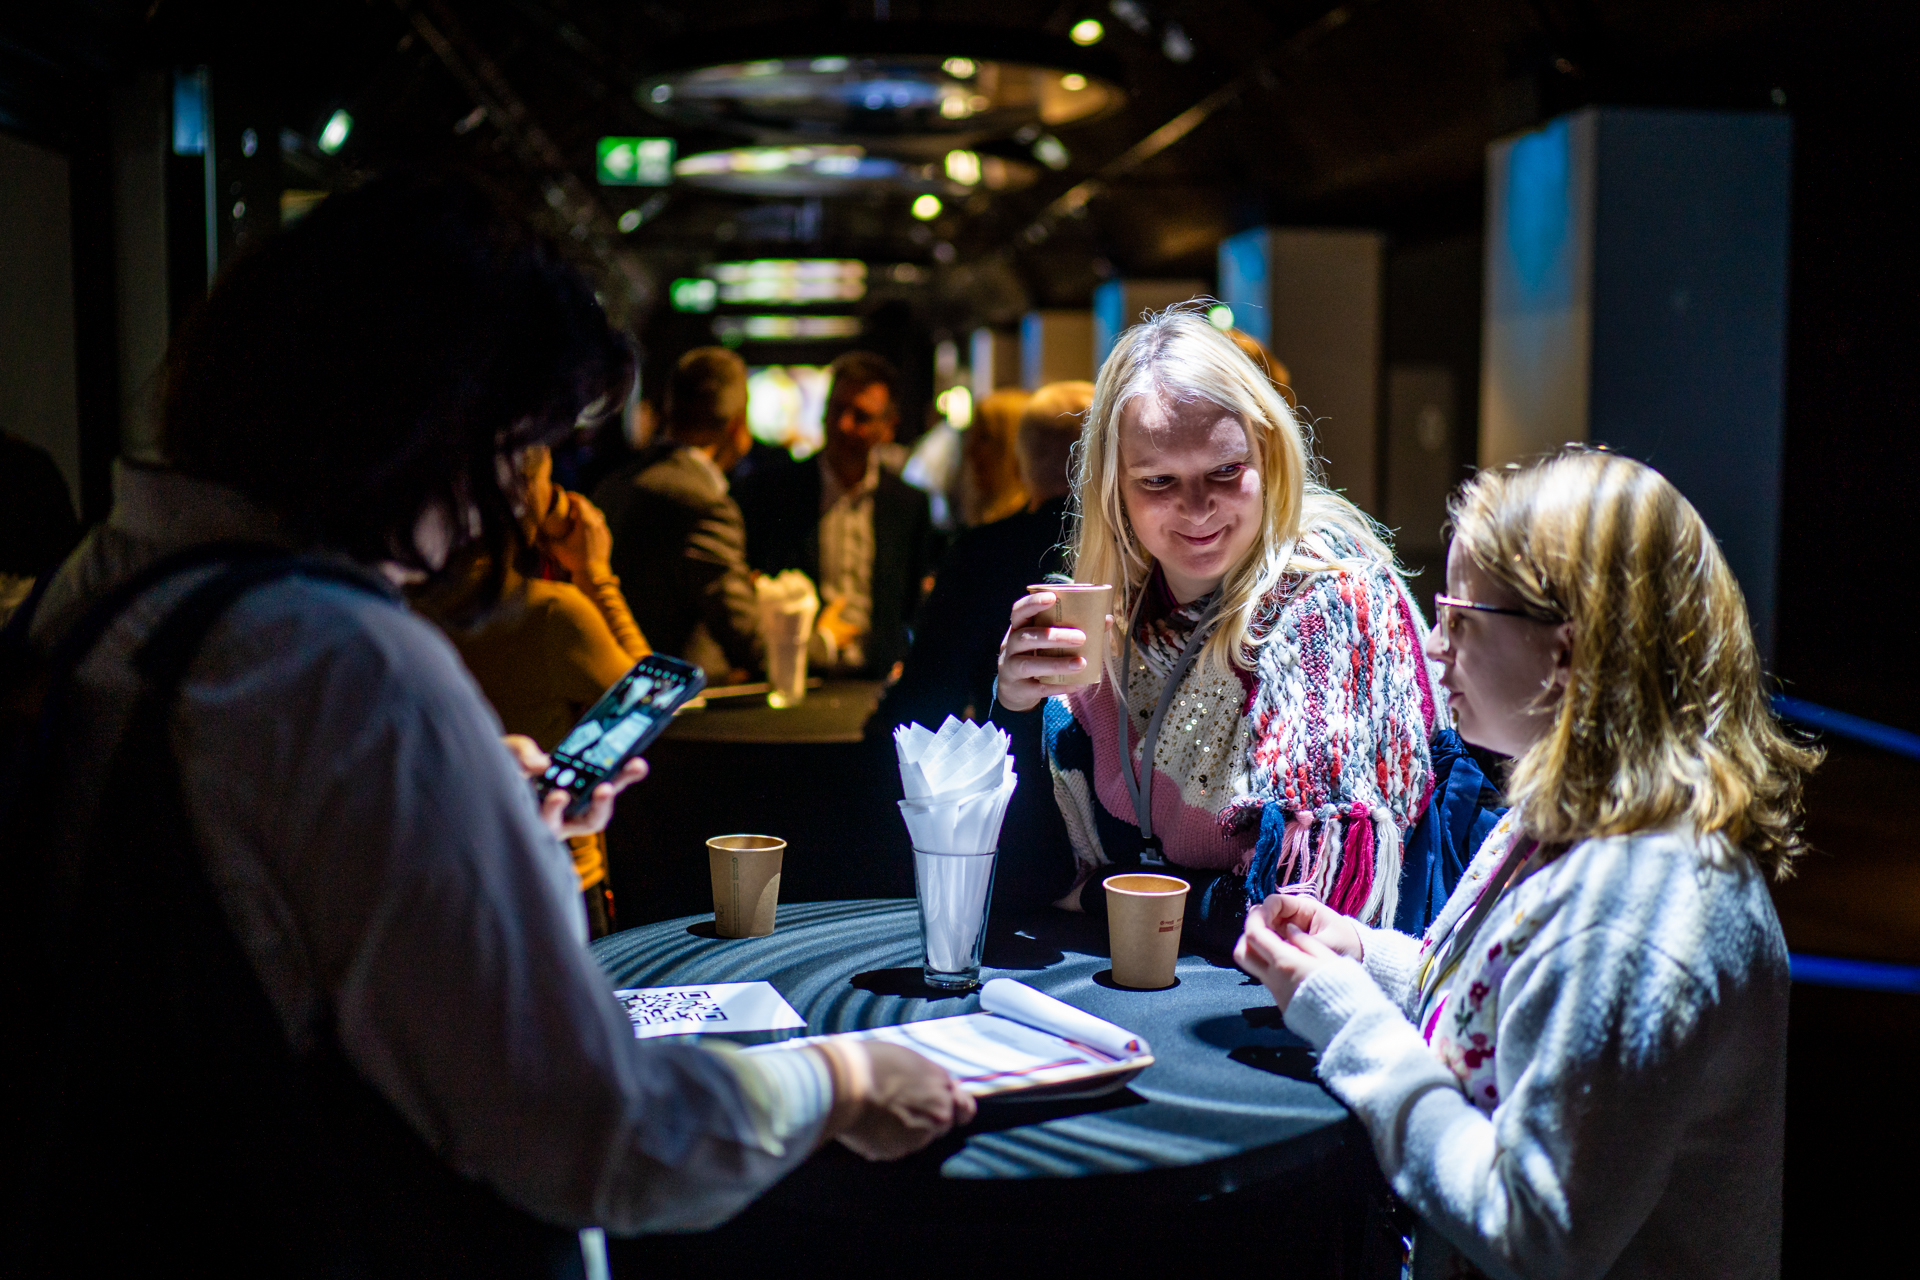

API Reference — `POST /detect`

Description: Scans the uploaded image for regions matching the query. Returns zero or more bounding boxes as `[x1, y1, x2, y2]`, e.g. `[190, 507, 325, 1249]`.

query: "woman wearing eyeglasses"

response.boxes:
[1237, 448, 1819, 1278]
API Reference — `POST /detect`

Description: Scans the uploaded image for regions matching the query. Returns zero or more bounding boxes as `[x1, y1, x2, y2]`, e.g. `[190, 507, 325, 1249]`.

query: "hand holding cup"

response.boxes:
[995, 584, 1113, 713]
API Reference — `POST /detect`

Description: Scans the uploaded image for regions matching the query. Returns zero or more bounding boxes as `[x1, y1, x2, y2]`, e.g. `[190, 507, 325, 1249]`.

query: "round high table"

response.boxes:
[594, 900, 1399, 1276]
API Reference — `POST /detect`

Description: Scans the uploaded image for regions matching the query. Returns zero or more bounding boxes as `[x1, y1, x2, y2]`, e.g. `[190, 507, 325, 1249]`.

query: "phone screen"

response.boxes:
[540, 657, 701, 801]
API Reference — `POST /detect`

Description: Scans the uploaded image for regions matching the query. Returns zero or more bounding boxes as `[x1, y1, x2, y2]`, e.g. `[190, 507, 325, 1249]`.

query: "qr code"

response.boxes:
[619, 988, 728, 1028]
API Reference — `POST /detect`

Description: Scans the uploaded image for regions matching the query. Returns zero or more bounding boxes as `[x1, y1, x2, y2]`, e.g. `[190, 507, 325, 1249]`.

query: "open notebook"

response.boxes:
[746, 979, 1154, 1099]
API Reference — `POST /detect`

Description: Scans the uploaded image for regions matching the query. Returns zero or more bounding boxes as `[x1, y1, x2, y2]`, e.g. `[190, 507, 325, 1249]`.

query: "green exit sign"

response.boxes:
[597, 137, 674, 186]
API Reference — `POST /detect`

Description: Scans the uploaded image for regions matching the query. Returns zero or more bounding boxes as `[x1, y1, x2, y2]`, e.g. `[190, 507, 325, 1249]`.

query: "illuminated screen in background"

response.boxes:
[746, 365, 830, 459]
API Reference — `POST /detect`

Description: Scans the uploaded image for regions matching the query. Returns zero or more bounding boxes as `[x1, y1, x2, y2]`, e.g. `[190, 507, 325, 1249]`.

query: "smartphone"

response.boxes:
[537, 652, 707, 816]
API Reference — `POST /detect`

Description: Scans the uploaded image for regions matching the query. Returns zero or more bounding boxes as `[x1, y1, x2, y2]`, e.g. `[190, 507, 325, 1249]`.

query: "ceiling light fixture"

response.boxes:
[912, 193, 944, 220]
[675, 144, 1033, 197]
[670, 278, 719, 311]
[707, 259, 868, 305]
[638, 34, 1123, 155]
[318, 110, 353, 154]
[714, 315, 863, 343]
[1069, 19, 1105, 46]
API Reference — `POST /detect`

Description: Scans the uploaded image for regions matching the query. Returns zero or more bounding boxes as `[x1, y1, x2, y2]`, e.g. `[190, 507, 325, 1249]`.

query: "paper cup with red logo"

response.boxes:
[1104, 873, 1189, 989]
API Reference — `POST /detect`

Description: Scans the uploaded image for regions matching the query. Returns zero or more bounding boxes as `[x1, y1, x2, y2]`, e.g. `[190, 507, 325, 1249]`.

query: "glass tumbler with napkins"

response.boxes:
[893, 717, 1018, 990]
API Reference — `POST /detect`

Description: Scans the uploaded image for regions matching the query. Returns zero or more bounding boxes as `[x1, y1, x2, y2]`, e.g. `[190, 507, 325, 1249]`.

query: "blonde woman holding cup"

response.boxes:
[995, 307, 1440, 936]
[1237, 449, 1819, 1278]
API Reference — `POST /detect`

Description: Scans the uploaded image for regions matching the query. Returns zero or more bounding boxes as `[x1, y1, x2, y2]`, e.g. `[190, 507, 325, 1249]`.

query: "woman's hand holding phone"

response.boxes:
[994, 590, 1108, 712]
[502, 734, 648, 840]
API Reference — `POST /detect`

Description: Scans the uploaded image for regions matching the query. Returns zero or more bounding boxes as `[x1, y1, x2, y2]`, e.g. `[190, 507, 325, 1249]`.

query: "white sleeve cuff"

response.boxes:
[708, 1044, 834, 1158]
[1356, 924, 1426, 1015]
[1283, 954, 1397, 1051]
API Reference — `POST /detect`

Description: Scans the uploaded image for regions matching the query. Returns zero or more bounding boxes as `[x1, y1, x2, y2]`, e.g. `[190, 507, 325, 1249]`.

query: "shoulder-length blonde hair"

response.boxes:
[1449, 448, 1820, 876]
[1069, 305, 1391, 675]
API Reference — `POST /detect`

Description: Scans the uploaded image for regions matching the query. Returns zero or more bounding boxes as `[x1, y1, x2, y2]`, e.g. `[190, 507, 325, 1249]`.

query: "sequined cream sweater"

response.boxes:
[1042, 527, 1435, 918]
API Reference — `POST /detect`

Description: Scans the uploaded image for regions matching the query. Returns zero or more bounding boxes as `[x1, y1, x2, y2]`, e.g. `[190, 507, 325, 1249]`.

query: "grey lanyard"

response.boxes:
[1116, 587, 1225, 865]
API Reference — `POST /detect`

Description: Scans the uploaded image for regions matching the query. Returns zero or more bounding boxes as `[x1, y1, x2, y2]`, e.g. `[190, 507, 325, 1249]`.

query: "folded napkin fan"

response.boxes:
[892, 716, 1017, 855]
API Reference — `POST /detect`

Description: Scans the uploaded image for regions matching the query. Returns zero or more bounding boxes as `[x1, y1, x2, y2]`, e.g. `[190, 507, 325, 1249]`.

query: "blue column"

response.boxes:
[1482, 107, 1792, 656]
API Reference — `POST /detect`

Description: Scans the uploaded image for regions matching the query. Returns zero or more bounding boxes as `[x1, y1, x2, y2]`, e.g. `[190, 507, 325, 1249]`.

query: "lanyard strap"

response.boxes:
[1116, 587, 1224, 864]
[1417, 833, 1541, 1006]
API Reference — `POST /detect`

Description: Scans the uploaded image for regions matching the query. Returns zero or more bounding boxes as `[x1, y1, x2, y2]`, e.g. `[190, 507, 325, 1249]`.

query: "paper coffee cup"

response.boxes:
[1105, 873, 1189, 989]
[1027, 583, 1113, 686]
[708, 835, 785, 937]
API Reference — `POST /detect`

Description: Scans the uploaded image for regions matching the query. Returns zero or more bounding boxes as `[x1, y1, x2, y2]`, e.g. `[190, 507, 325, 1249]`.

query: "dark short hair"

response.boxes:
[160, 170, 631, 575]
[665, 346, 748, 440]
[824, 350, 899, 419]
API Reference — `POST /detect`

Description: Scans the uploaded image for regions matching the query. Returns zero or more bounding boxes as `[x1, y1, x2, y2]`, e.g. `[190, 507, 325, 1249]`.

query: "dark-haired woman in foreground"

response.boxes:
[14, 172, 966, 1276]
[1237, 449, 1817, 1279]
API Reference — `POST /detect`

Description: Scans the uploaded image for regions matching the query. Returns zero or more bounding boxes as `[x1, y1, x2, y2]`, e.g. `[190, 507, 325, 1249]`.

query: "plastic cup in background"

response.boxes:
[763, 609, 814, 709]
[913, 848, 998, 990]
[707, 835, 785, 937]
[1026, 583, 1114, 686]
[1105, 873, 1190, 989]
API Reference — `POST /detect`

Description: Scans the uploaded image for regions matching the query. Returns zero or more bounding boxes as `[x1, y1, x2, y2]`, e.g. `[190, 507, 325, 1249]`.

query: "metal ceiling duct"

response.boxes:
[635, 23, 1125, 156]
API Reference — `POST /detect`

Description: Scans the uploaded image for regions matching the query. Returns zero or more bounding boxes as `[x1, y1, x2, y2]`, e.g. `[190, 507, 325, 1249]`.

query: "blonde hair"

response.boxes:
[964, 388, 1031, 525]
[1016, 380, 1094, 500]
[1070, 305, 1392, 675]
[1225, 329, 1296, 408]
[1450, 448, 1820, 877]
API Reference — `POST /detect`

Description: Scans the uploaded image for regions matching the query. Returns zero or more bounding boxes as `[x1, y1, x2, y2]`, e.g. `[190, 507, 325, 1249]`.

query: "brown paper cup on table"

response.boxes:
[707, 835, 785, 938]
[1026, 583, 1113, 686]
[1105, 873, 1189, 989]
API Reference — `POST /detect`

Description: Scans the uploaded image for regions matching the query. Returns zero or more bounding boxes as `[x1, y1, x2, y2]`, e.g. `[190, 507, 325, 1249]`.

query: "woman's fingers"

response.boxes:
[1009, 590, 1057, 625]
[604, 757, 650, 794]
[1282, 921, 1340, 960]
[1261, 893, 1319, 932]
[502, 734, 549, 778]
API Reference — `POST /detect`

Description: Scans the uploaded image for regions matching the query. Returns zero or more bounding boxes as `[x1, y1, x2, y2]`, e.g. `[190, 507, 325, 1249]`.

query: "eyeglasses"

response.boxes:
[1433, 593, 1561, 640]
[1434, 593, 1541, 622]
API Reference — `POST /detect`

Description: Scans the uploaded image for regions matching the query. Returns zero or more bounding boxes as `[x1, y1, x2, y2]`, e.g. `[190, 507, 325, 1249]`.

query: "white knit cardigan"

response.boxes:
[1283, 818, 1789, 1280]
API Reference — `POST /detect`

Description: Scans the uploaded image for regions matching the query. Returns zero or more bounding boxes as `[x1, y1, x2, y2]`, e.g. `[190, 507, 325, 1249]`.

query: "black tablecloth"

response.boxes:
[593, 899, 1350, 1184]
[594, 900, 1399, 1275]
[664, 680, 886, 744]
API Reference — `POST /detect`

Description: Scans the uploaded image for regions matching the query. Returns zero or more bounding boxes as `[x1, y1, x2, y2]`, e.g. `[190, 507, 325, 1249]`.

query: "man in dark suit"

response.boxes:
[870, 380, 1094, 911]
[593, 347, 763, 680]
[735, 351, 939, 679]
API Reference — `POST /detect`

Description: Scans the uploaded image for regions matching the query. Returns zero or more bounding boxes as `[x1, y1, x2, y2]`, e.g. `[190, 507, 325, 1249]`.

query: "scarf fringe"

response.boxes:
[1279, 810, 1316, 886]
[1311, 806, 1341, 900]
[1363, 807, 1401, 927]
[1260, 803, 1404, 927]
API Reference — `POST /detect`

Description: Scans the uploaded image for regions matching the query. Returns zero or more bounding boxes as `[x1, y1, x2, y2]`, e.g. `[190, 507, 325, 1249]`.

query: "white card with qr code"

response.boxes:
[611, 982, 807, 1039]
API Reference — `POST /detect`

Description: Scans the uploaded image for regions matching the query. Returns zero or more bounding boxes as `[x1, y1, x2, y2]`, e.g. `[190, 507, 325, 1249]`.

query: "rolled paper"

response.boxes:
[979, 978, 1151, 1060]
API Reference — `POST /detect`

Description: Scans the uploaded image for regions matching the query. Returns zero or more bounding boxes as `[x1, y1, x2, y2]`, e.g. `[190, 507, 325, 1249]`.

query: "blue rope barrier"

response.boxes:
[1772, 695, 1920, 763]
[1789, 953, 1920, 994]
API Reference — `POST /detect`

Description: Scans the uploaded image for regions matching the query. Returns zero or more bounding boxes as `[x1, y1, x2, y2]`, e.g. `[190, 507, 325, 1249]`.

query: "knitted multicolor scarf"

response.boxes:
[1044, 525, 1436, 924]
[1229, 530, 1438, 924]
